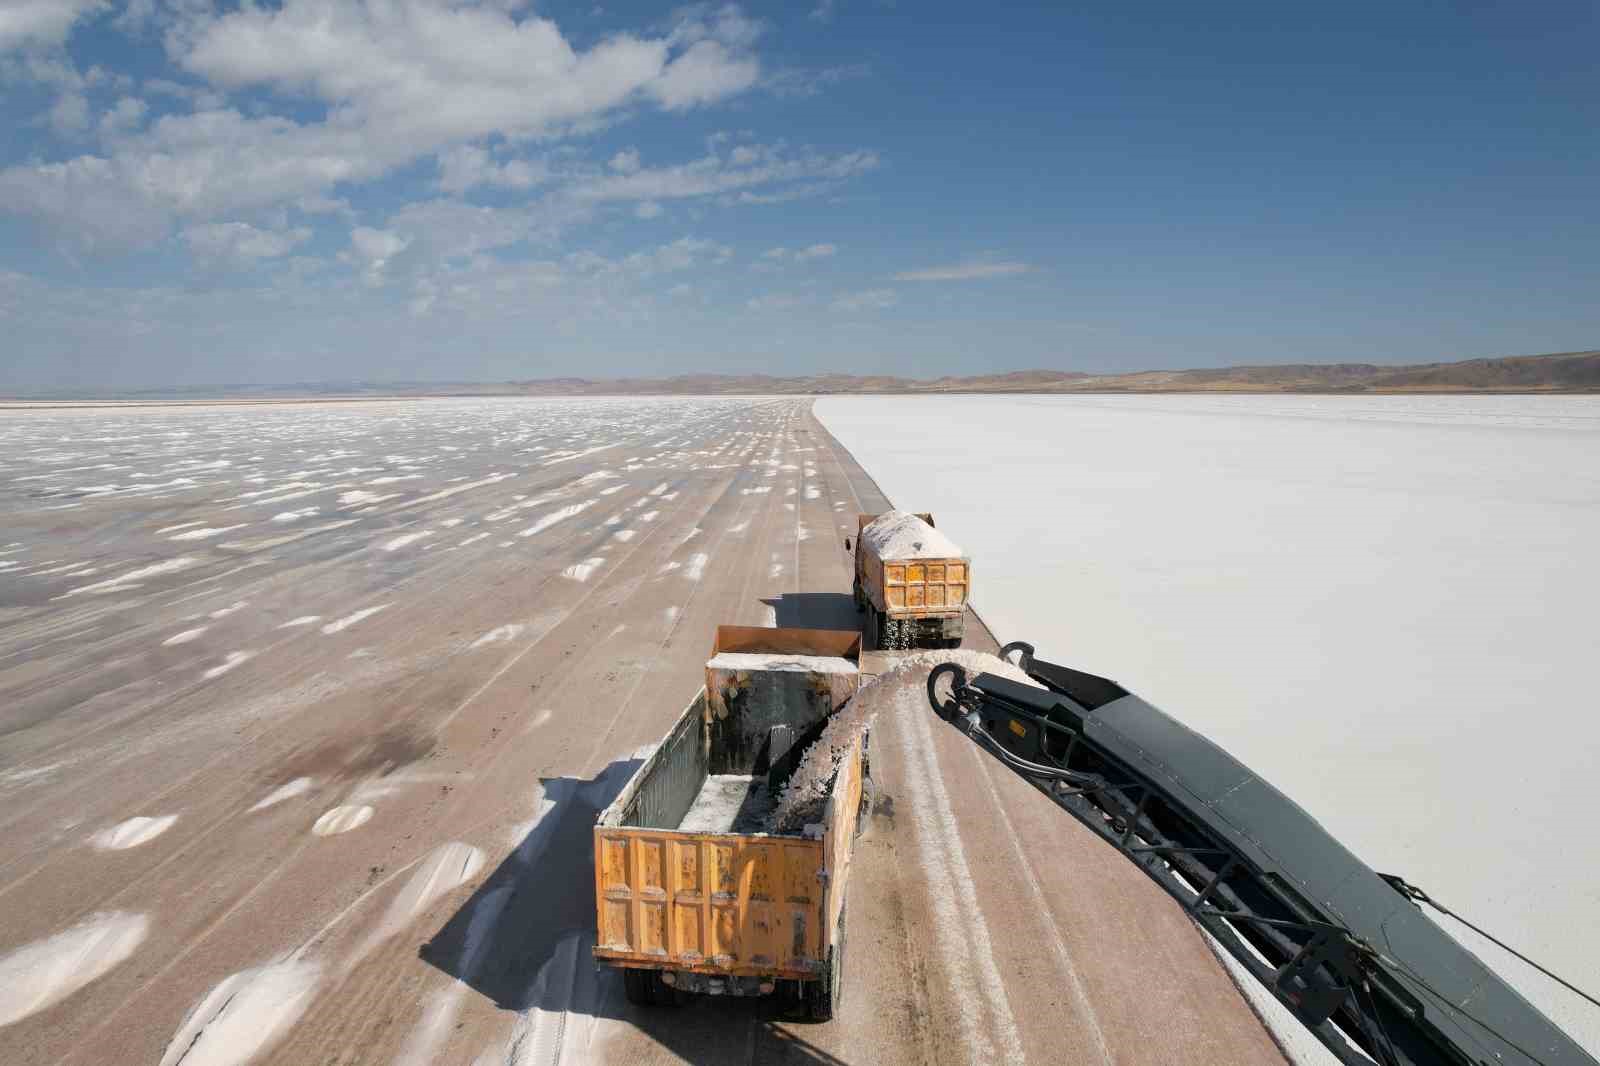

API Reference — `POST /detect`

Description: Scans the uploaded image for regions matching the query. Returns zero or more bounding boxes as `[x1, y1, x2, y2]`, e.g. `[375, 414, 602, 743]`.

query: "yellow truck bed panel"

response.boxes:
[594, 657, 866, 982]
[594, 829, 825, 976]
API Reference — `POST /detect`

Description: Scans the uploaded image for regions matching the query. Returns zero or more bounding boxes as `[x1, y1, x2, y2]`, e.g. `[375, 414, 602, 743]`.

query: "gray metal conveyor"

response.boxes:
[925, 643, 1596, 1066]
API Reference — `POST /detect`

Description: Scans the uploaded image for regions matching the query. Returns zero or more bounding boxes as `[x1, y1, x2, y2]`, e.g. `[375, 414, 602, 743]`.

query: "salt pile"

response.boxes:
[768, 649, 1036, 833]
[705, 652, 859, 675]
[860, 510, 965, 560]
[679, 775, 774, 833]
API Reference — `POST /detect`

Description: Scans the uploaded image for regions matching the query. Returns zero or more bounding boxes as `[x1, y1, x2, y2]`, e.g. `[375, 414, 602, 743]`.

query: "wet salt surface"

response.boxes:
[0, 396, 809, 1057]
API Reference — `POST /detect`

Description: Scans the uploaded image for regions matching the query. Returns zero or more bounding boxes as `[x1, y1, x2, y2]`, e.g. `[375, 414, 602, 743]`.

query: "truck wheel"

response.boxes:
[622, 967, 678, 1007]
[806, 904, 845, 1022]
[852, 581, 864, 611]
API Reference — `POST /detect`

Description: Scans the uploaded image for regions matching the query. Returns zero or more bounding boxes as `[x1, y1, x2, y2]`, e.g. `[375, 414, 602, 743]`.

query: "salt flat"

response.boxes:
[819, 393, 1600, 1057]
[0, 395, 1283, 1065]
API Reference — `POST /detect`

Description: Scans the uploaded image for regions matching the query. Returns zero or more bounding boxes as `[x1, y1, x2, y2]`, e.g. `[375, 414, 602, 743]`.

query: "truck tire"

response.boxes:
[852, 581, 864, 611]
[806, 904, 845, 1022]
[622, 967, 679, 1007]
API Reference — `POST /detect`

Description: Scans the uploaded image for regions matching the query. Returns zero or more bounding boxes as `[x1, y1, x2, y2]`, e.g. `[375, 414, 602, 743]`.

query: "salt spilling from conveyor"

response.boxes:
[768, 649, 1038, 833]
[860, 509, 965, 560]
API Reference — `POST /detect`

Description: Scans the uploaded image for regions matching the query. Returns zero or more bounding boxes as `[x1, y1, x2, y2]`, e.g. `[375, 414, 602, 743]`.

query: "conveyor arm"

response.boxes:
[927, 643, 1595, 1066]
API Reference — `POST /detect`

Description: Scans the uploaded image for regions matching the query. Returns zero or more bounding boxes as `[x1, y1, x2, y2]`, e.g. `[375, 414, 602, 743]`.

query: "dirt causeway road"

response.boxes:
[0, 397, 1283, 1066]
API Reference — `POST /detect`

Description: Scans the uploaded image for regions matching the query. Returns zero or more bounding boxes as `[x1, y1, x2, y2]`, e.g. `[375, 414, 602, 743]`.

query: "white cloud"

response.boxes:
[891, 261, 1031, 282]
[384, 198, 572, 262]
[646, 39, 759, 111]
[761, 247, 787, 259]
[831, 288, 895, 311]
[609, 148, 641, 173]
[0, 0, 105, 53]
[47, 91, 89, 135]
[98, 96, 148, 136]
[572, 144, 877, 204]
[348, 226, 409, 285]
[436, 145, 547, 194]
[1, 2, 771, 250]
[794, 242, 836, 260]
[620, 235, 732, 276]
[177, 1, 757, 144]
[183, 221, 311, 262]
[634, 201, 662, 219]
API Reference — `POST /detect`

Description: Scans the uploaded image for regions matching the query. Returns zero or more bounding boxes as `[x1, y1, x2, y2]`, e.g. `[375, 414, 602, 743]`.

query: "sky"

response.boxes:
[2, 0, 1598, 389]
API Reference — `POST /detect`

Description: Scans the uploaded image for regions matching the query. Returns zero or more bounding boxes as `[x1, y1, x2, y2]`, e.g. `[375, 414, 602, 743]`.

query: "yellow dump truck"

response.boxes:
[848, 511, 969, 649]
[593, 626, 868, 1019]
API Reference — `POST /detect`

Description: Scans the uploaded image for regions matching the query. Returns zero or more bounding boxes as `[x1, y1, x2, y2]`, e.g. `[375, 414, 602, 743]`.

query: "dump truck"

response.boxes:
[847, 511, 968, 649]
[593, 625, 868, 1020]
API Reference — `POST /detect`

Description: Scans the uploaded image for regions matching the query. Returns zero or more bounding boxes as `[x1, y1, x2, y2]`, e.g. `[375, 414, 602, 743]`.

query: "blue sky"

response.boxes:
[2, 1, 1598, 389]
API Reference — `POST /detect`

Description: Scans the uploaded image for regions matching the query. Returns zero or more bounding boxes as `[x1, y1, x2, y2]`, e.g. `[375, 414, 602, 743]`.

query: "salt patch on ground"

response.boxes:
[278, 615, 321, 628]
[520, 500, 596, 538]
[362, 842, 484, 951]
[208, 600, 248, 619]
[459, 532, 490, 546]
[249, 778, 314, 812]
[706, 652, 858, 675]
[0, 911, 149, 1027]
[157, 959, 321, 1066]
[271, 508, 318, 522]
[562, 557, 606, 582]
[470, 623, 525, 649]
[312, 805, 373, 836]
[338, 490, 398, 507]
[677, 775, 773, 834]
[684, 552, 709, 581]
[379, 530, 433, 551]
[60, 556, 197, 597]
[639, 510, 658, 522]
[203, 651, 254, 679]
[861, 510, 965, 560]
[169, 524, 248, 541]
[611, 529, 635, 541]
[321, 604, 390, 634]
[91, 814, 179, 850]
[163, 626, 207, 645]
[599, 484, 625, 495]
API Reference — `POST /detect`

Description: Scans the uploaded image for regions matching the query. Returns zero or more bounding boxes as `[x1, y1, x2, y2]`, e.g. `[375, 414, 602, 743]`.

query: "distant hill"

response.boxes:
[6, 349, 1598, 403]
[501, 349, 1600, 395]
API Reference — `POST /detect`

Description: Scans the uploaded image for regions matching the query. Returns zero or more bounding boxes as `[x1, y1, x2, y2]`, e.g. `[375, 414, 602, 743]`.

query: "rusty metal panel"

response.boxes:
[595, 827, 826, 977]
[704, 626, 861, 775]
[821, 731, 866, 953]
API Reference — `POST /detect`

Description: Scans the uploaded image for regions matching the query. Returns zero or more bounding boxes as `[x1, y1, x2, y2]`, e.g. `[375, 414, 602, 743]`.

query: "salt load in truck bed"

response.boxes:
[592, 626, 868, 1019]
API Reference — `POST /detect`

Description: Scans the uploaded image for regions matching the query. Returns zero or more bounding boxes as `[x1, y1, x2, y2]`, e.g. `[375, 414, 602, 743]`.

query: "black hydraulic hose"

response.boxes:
[965, 720, 1105, 787]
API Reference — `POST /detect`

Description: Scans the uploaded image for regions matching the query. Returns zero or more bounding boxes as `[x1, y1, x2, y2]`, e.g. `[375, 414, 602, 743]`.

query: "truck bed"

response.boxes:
[593, 627, 865, 983]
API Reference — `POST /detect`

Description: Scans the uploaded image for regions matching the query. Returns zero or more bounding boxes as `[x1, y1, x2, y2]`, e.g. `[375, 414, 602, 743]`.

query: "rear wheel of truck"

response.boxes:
[805, 904, 846, 1022]
[622, 967, 679, 1007]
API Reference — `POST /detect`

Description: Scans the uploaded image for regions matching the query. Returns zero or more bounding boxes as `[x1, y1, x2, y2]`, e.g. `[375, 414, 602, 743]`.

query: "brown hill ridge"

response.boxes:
[510, 348, 1600, 395]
